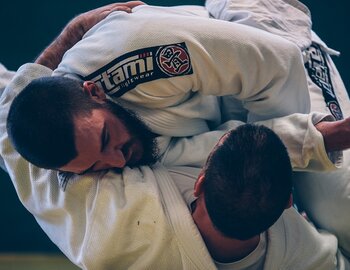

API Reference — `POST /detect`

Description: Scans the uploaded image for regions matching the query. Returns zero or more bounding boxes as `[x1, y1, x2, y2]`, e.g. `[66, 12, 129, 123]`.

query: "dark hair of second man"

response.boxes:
[202, 124, 293, 240]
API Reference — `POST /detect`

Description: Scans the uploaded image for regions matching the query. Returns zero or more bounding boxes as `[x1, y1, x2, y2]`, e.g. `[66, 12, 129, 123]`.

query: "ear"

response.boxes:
[194, 171, 205, 197]
[82, 81, 106, 102]
[285, 194, 293, 209]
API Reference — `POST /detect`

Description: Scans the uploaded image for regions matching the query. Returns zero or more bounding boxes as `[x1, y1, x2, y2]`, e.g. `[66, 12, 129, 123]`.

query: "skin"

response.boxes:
[60, 107, 144, 174]
[315, 118, 350, 152]
[36, 1, 145, 70]
[60, 81, 144, 174]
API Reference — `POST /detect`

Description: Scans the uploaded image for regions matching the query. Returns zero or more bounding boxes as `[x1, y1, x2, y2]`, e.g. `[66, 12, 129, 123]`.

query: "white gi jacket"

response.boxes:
[53, 5, 310, 136]
[0, 64, 348, 270]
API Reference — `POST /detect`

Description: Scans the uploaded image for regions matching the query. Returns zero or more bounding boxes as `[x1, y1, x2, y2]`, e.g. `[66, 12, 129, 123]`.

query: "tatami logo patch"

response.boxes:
[304, 42, 343, 120]
[84, 42, 193, 97]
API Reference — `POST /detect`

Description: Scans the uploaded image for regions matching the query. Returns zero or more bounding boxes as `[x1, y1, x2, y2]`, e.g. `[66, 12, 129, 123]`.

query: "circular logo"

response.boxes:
[156, 44, 191, 76]
[328, 101, 343, 120]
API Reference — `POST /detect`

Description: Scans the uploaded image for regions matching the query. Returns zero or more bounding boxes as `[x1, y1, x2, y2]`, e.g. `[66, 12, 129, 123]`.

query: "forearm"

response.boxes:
[35, 20, 84, 69]
[315, 117, 350, 152]
[36, 1, 145, 70]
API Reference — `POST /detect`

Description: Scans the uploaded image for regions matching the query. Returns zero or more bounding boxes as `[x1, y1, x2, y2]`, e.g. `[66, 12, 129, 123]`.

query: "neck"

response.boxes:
[202, 228, 260, 263]
[191, 198, 260, 263]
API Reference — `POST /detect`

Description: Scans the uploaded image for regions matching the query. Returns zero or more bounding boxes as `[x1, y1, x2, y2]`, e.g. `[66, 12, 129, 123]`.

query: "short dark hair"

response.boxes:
[7, 76, 101, 169]
[203, 124, 293, 240]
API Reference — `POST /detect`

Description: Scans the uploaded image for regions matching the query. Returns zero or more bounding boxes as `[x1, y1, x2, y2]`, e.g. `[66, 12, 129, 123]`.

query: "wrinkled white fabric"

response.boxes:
[54, 5, 310, 133]
[206, 0, 312, 50]
[0, 63, 15, 171]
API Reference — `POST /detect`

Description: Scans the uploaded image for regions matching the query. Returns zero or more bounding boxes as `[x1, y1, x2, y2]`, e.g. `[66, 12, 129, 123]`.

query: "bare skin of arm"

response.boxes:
[35, 1, 145, 69]
[315, 117, 350, 152]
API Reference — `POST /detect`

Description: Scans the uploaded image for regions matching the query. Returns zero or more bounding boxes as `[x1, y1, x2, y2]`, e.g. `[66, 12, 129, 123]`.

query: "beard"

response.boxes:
[103, 99, 159, 167]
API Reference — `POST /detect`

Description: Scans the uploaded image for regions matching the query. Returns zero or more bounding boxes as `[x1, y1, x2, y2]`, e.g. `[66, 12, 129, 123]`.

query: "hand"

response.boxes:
[71, 1, 146, 37]
[35, 1, 145, 70]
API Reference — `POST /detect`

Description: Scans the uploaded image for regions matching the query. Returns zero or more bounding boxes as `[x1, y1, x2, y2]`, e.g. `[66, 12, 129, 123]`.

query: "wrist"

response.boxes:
[315, 118, 350, 152]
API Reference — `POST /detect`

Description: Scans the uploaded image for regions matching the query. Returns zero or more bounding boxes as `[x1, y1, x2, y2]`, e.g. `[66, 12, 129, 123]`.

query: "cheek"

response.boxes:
[110, 123, 131, 144]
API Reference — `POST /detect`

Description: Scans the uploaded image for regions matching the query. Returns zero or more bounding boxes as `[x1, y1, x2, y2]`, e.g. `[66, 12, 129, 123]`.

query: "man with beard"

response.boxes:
[5, 0, 346, 178]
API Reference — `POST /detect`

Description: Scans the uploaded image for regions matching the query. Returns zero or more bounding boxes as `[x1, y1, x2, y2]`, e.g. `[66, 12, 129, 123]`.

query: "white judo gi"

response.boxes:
[0, 64, 349, 269]
[53, 4, 310, 136]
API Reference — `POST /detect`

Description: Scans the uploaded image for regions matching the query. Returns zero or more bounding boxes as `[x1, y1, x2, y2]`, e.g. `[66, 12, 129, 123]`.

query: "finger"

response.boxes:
[109, 6, 132, 13]
[124, 1, 146, 8]
[107, 1, 145, 11]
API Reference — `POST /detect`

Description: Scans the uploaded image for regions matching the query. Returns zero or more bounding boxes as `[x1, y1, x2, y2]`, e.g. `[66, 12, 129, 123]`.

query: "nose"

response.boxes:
[99, 149, 126, 170]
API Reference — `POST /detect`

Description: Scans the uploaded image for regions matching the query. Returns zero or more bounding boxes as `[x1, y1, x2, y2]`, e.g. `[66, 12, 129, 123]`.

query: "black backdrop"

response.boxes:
[0, 0, 348, 253]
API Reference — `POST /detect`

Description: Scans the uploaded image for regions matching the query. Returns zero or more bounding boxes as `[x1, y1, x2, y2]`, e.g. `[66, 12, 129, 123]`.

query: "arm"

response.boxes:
[154, 20, 311, 122]
[36, 1, 144, 69]
[188, 21, 311, 122]
[52, 9, 310, 122]
[161, 113, 344, 172]
[315, 117, 350, 152]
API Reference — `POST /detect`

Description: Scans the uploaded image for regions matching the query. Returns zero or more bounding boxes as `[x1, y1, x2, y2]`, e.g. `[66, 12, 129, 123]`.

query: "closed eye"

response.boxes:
[77, 161, 97, 175]
[100, 122, 110, 153]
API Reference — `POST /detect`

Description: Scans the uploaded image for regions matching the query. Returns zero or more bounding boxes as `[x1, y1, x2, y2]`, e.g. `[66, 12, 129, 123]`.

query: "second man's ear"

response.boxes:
[82, 81, 106, 102]
[194, 171, 206, 197]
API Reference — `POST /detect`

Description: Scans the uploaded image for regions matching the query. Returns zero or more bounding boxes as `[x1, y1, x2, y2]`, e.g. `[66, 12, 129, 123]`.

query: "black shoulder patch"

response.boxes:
[84, 42, 193, 98]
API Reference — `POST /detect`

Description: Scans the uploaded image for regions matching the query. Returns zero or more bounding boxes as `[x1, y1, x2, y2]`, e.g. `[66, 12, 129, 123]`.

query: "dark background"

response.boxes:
[0, 0, 348, 253]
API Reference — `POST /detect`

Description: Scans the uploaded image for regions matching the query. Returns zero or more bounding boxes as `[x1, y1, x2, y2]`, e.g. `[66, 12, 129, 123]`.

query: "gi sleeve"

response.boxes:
[54, 12, 311, 122]
[122, 21, 312, 122]
[160, 113, 340, 172]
